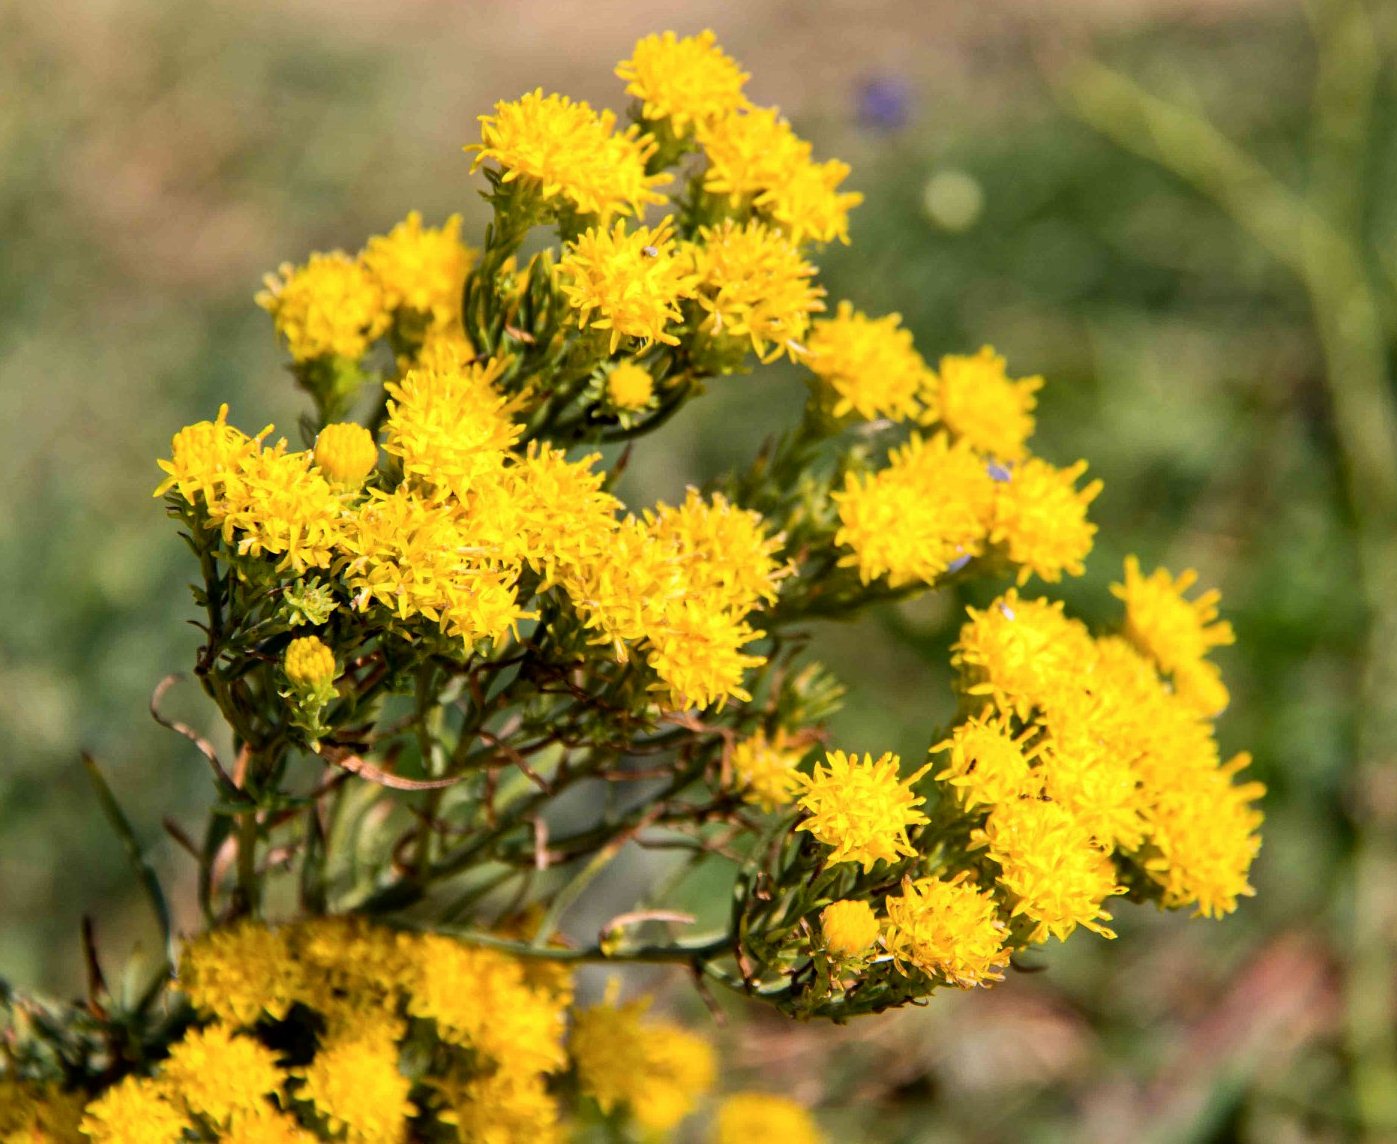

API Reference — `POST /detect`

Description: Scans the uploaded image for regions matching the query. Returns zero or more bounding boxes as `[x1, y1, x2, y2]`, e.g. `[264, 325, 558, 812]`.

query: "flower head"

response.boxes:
[698, 107, 862, 244]
[256, 252, 387, 363]
[795, 751, 929, 871]
[314, 423, 379, 488]
[820, 899, 880, 957]
[571, 993, 715, 1134]
[284, 634, 336, 693]
[1112, 557, 1234, 711]
[470, 89, 670, 222]
[715, 1093, 825, 1144]
[977, 797, 1122, 942]
[360, 211, 474, 329]
[805, 302, 931, 422]
[686, 219, 824, 362]
[558, 218, 696, 352]
[79, 1075, 188, 1144]
[297, 1028, 415, 1140]
[882, 876, 1009, 987]
[731, 729, 805, 812]
[933, 710, 1039, 810]
[160, 1024, 282, 1124]
[179, 921, 306, 1026]
[383, 355, 520, 500]
[989, 457, 1102, 585]
[929, 346, 1041, 460]
[606, 360, 655, 410]
[616, 30, 750, 136]
[154, 404, 268, 506]
[833, 433, 995, 587]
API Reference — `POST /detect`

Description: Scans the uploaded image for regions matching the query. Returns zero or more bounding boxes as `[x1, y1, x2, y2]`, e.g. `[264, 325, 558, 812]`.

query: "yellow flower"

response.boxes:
[360, 211, 475, 329]
[283, 634, 335, 693]
[210, 442, 346, 575]
[929, 346, 1041, 460]
[606, 360, 655, 410]
[714, 1093, 825, 1144]
[989, 457, 1102, 585]
[160, 1024, 282, 1125]
[697, 107, 862, 245]
[1035, 692, 1147, 851]
[435, 1068, 562, 1144]
[469, 89, 670, 222]
[1142, 752, 1264, 917]
[79, 1076, 188, 1144]
[644, 597, 765, 711]
[257, 252, 387, 363]
[0, 1081, 84, 1142]
[401, 934, 567, 1077]
[1112, 557, 1235, 712]
[339, 488, 529, 651]
[314, 422, 379, 488]
[932, 711, 1039, 810]
[571, 993, 716, 1134]
[383, 355, 520, 500]
[833, 433, 996, 587]
[222, 1107, 317, 1143]
[502, 442, 620, 585]
[645, 488, 788, 615]
[805, 302, 932, 422]
[882, 876, 1010, 987]
[616, 30, 750, 136]
[179, 920, 306, 1026]
[795, 750, 930, 871]
[819, 899, 880, 957]
[731, 729, 805, 812]
[297, 1029, 414, 1144]
[558, 218, 696, 352]
[153, 404, 267, 506]
[952, 591, 1097, 720]
[686, 219, 825, 363]
[977, 797, 1122, 943]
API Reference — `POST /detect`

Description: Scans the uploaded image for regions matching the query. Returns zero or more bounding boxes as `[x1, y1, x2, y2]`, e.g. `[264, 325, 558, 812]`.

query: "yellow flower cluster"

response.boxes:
[75, 918, 572, 1144]
[948, 577, 1262, 923]
[571, 991, 716, 1134]
[698, 105, 863, 245]
[258, 213, 474, 363]
[882, 875, 1011, 986]
[834, 348, 1100, 588]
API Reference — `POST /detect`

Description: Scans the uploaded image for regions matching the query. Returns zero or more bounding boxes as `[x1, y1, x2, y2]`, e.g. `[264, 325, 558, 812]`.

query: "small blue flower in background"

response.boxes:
[857, 76, 913, 132]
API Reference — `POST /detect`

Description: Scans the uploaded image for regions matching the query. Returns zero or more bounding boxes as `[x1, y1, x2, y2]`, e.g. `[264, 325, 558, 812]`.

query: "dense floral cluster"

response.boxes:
[3, 31, 1262, 1140]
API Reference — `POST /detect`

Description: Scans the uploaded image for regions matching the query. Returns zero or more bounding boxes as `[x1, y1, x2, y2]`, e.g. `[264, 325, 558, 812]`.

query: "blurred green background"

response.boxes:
[4, 0, 1395, 1139]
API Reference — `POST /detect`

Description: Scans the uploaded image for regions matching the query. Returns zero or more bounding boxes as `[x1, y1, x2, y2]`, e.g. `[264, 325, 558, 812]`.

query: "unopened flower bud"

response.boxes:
[820, 899, 879, 957]
[314, 423, 378, 487]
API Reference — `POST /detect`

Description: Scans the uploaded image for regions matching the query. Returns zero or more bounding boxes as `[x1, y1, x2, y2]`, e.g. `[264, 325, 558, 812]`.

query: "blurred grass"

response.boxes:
[2, 1, 1390, 1139]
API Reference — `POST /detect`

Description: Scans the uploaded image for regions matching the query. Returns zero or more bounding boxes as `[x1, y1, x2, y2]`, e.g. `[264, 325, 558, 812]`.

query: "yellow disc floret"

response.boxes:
[314, 422, 379, 488]
[730, 729, 805, 812]
[932, 710, 1039, 810]
[795, 750, 930, 871]
[686, 219, 825, 362]
[989, 457, 1102, 585]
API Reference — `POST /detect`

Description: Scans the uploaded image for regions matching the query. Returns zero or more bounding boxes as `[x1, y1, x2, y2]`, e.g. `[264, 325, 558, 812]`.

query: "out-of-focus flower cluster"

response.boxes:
[2, 30, 1261, 1141]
